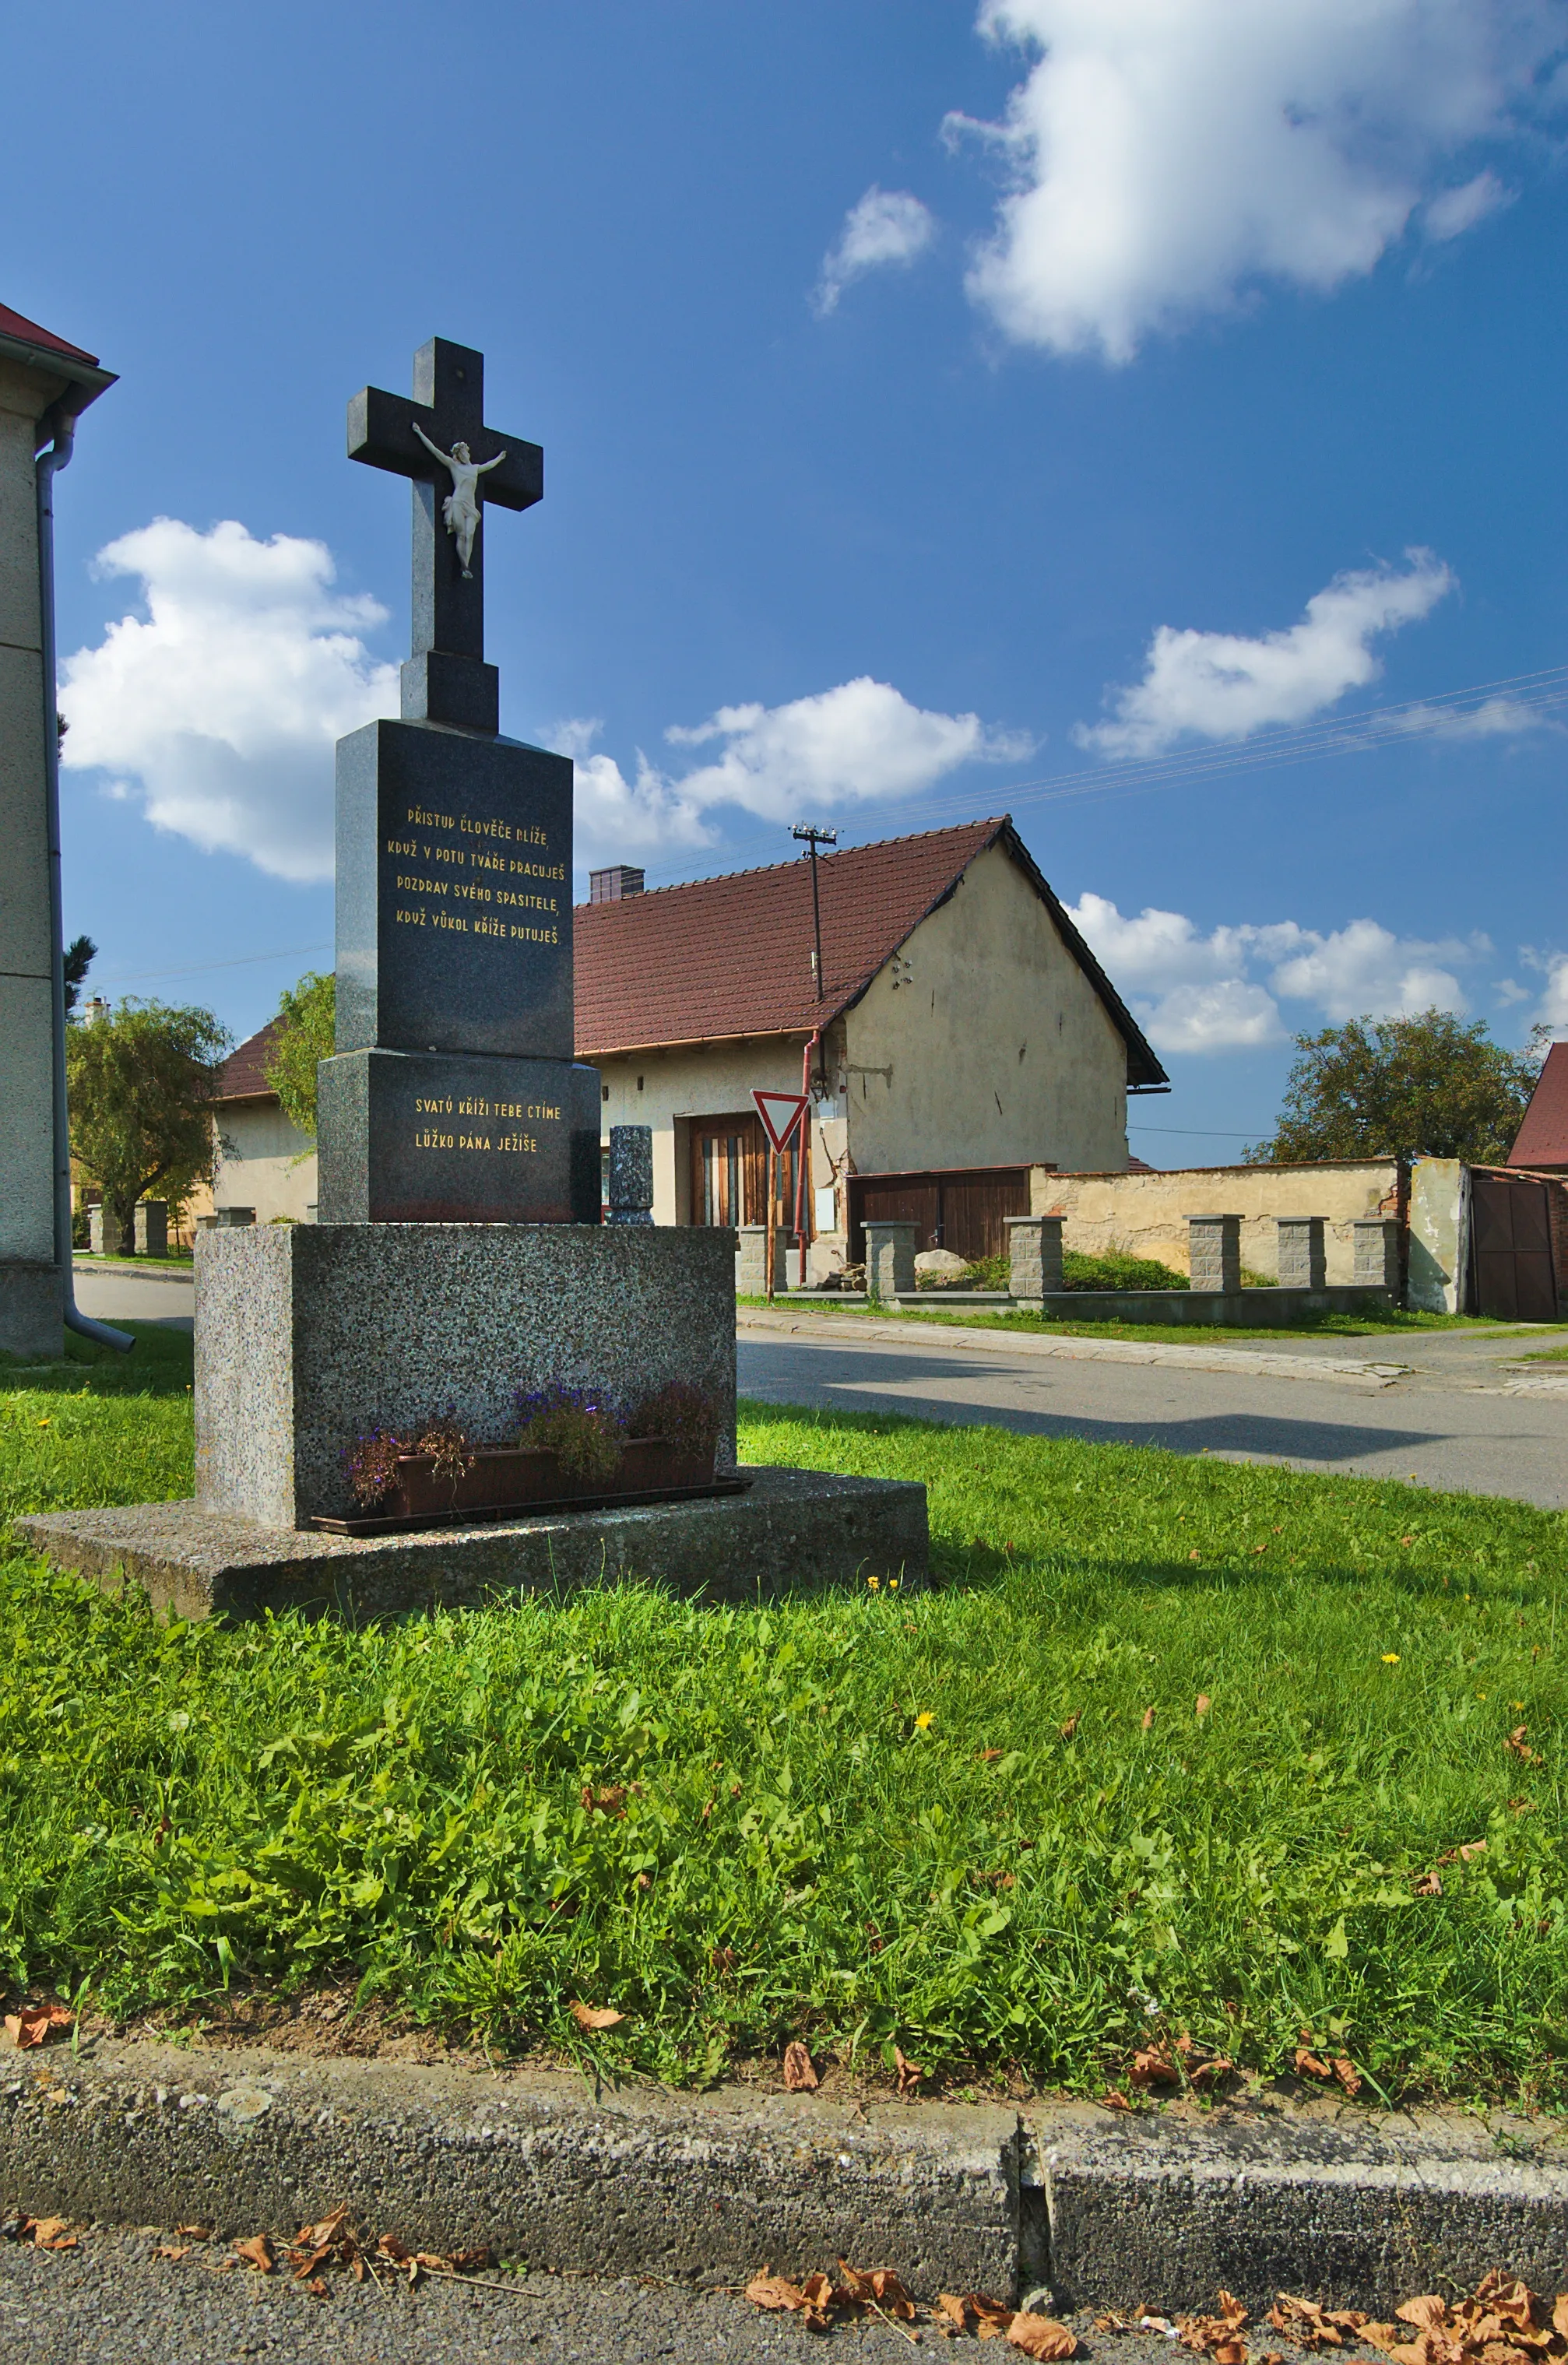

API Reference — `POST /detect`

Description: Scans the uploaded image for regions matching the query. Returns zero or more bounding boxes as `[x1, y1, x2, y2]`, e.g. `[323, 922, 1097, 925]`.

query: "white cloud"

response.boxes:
[1521, 947, 1568, 1034]
[953, 0, 1562, 361]
[663, 676, 1030, 820]
[60, 518, 397, 883]
[815, 187, 936, 315]
[554, 719, 716, 871]
[1069, 891, 1481, 1052]
[1424, 169, 1513, 240]
[1078, 552, 1454, 757]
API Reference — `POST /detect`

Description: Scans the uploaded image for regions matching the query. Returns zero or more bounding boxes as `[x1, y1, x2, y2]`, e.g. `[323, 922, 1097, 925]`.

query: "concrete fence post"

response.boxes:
[1188, 1214, 1242, 1295]
[88, 1204, 122, 1256]
[736, 1225, 785, 1295]
[1352, 1217, 1400, 1292]
[134, 1201, 169, 1256]
[863, 1221, 917, 1302]
[1276, 1215, 1326, 1291]
[1006, 1214, 1063, 1303]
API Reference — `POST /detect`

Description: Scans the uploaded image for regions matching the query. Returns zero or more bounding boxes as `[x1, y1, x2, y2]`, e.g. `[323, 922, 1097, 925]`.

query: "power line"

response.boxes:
[97, 942, 332, 988]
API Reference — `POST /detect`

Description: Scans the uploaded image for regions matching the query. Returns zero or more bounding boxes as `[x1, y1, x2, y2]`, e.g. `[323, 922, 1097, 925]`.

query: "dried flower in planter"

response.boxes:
[344, 1428, 404, 1510]
[515, 1385, 626, 1483]
[412, 1414, 475, 1495]
[633, 1379, 719, 1461]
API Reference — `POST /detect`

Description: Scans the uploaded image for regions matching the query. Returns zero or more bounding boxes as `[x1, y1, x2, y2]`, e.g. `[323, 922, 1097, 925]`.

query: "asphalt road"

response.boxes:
[738, 1320, 1568, 1508]
[66, 1270, 1568, 1508]
[0, 2227, 1231, 2365]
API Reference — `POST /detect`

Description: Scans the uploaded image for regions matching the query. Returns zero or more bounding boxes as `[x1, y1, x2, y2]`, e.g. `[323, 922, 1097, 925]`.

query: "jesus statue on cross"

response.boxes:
[410, 418, 508, 578]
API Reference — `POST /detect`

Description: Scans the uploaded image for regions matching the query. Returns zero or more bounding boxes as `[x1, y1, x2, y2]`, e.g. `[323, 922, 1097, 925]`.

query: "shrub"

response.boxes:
[1062, 1249, 1189, 1292]
[344, 1428, 403, 1509]
[515, 1385, 625, 1482]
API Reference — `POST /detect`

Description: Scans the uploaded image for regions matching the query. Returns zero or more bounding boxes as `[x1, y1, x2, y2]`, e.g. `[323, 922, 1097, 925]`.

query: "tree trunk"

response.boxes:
[110, 1192, 139, 1256]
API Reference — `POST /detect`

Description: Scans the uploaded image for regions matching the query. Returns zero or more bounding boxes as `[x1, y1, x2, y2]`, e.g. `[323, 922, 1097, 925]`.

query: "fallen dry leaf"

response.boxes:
[1130, 2043, 1178, 2089]
[1294, 2047, 1333, 2082]
[972, 2293, 1021, 2339]
[1414, 1871, 1443, 1897]
[153, 2244, 191, 2262]
[837, 2261, 918, 2320]
[580, 1783, 627, 1816]
[25, 2217, 77, 2251]
[1190, 2054, 1235, 2090]
[783, 2040, 818, 2092]
[232, 2234, 274, 2274]
[1506, 1727, 1539, 1764]
[1141, 1706, 1157, 1730]
[1059, 1713, 1081, 1741]
[1553, 2297, 1568, 2342]
[894, 2044, 926, 2094]
[174, 2223, 215, 2240]
[305, 2274, 329, 2297]
[1196, 1695, 1211, 1717]
[568, 2001, 626, 2031]
[1331, 2055, 1363, 2099]
[3, 2003, 72, 2050]
[1008, 2310, 1079, 2357]
[940, 2294, 980, 2333]
[977, 1748, 1004, 1762]
[1267, 2295, 1370, 2350]
[1102, 2089, 1134, 2111]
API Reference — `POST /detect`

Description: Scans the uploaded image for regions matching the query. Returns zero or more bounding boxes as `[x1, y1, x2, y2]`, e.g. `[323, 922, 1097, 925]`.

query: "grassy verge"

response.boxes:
[738, 1293, 1557, 1348]
[1, 1345, 1565, 2104]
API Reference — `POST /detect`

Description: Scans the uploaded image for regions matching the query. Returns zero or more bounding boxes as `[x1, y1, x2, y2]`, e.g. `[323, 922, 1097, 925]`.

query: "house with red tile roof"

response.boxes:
[1509, 1042, 1568, 1173]
[210, 816, 1167, 1272]
[579, 816, 1165, 1274]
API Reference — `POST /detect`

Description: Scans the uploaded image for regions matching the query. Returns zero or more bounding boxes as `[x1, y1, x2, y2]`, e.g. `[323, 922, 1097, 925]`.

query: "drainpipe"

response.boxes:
[37, 403, 132, 1352]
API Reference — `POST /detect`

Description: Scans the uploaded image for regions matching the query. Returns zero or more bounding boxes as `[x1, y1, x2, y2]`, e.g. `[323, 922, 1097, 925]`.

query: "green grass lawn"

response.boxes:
[1, 1327, 1565, 2105]
[740, 1292, 1561, 1349]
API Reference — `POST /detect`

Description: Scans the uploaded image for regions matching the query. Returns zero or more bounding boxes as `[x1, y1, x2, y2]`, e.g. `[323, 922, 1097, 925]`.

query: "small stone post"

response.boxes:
[134, 1201, 169, 1256]
[1188, 1214, 1241, 1295]
[735, 1225, 786, 1295]
[1275, 1216, 1326, 1291]
[88, 1204, 121, 1256]
[1006, 1214, 1064, 1302]
[863, 1221, 917, 1302]
[606, 1126, 654, 1225]
[1352, 1217, 1400, 1293]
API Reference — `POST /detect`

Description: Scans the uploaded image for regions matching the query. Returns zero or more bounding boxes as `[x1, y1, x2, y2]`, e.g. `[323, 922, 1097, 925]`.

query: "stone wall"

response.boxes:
[1032, 1158, 1402, 1284]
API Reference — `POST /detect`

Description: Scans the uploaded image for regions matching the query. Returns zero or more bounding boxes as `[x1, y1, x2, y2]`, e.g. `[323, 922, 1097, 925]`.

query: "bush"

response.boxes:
[1062, 1249, 1189, 1292]
[633, 1380, 720, 1459]
[515, 1385, 625, 1481]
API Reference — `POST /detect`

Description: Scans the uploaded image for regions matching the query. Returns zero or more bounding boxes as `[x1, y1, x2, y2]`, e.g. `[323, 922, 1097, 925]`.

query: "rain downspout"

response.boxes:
[37, 402, 132, 1352]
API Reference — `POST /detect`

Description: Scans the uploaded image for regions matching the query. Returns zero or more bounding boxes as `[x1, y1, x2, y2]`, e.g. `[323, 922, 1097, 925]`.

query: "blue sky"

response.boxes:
[9, 0, 1567, 1161]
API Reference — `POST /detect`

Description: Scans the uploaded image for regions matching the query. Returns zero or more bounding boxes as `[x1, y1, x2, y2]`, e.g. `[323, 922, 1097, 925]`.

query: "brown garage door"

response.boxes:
[1470, 1175, 1556, 1320]
[849, 1168, 1029, 1263]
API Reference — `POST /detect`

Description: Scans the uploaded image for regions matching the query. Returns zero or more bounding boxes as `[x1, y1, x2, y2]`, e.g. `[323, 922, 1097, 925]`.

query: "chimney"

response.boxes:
[82, 996, 111, 1025]
[589, 866, 645, 904]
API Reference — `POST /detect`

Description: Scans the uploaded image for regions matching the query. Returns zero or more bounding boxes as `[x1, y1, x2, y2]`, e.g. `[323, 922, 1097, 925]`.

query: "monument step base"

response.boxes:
[16, 1465, 929, 1625]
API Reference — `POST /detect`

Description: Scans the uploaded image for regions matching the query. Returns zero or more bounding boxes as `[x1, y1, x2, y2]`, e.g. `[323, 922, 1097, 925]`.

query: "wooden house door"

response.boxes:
[689, 1113, 800, 1233]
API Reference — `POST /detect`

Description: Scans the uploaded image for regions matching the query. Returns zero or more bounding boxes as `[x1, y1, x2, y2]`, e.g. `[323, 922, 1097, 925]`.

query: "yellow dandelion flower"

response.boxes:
[867, 1574, 881, 1592]
[1381, 1653, 1400, 1664]
[914, 1710, 934, 1731]
[889, 1578, 899, 1591]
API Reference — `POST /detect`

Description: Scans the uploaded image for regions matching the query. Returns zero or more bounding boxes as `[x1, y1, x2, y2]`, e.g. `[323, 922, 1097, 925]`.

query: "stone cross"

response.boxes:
[348, 336, 542, 735]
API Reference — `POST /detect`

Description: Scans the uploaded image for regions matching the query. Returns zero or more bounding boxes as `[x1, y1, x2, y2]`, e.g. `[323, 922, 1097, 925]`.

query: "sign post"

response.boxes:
[751, 1090, 809, 1303]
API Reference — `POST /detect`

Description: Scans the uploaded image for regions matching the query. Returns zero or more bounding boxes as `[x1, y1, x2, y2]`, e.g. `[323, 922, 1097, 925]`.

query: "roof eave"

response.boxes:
[580, 1003, 856, 1061]
[0, 329, 116, 419]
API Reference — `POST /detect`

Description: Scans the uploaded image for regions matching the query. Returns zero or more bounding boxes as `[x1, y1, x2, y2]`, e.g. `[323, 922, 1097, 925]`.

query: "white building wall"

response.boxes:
[212, 1102, 318, 1225]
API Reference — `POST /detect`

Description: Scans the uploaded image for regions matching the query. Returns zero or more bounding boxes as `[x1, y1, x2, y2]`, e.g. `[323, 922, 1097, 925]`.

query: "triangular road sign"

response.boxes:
[751, 1088, 809, 1154]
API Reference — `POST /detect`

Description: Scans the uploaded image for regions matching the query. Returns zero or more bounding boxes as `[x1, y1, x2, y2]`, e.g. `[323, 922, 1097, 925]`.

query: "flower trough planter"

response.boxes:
[313, 1439, 747, 1537]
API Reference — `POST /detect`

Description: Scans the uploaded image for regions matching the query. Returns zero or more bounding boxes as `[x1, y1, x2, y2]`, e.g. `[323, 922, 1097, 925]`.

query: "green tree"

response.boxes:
[68, 1000, 232, 1251]
[62, 933, 97, 1016]
[1248, 1010, 1538, 1167]
[263, 969, 336, 1139]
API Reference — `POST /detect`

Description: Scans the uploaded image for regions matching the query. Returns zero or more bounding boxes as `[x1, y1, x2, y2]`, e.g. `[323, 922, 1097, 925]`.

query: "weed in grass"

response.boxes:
[0, 1386, 1565, 2105]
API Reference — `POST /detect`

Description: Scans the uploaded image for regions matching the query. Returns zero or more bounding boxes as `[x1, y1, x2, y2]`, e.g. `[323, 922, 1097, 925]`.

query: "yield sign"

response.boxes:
[751, 1088, 808, 1154]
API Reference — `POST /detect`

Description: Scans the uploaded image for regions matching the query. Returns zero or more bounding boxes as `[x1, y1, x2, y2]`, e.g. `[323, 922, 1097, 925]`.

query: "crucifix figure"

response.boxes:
[409, 420, 508, 577]
[347, 336, 542, 734]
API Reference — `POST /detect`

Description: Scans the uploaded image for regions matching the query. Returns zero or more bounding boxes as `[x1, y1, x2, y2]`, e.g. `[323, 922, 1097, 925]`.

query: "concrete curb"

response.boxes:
[5, 2038, 1568, 2308]
[71, 1260, 195, 1289]
[740, 1309, 1410, 1390]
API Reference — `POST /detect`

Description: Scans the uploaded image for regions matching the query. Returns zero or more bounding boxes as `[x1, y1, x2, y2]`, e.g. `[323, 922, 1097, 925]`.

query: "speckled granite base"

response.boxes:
[16, 1467, 929, 1623]
[194, 1221, 738, 1529]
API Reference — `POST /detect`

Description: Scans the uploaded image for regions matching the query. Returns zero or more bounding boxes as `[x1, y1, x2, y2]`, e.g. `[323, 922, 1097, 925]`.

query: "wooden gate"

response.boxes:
[689, 1112, 797, 1232]
[848, 1167, 1029, 1264]
[1470, 1174, 1556, 1320]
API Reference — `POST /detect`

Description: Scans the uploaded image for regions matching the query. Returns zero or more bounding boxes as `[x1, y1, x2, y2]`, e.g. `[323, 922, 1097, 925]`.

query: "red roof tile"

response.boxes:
[216, 1017, 286, 1103]
[1510, 1041, 1568, 1168]
[0, 304, 100, 365]
[574, 817, 1167, 1087]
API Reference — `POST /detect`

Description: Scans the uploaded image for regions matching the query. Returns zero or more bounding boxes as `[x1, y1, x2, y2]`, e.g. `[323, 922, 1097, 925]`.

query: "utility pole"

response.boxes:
[791, 823, 836, 1002]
